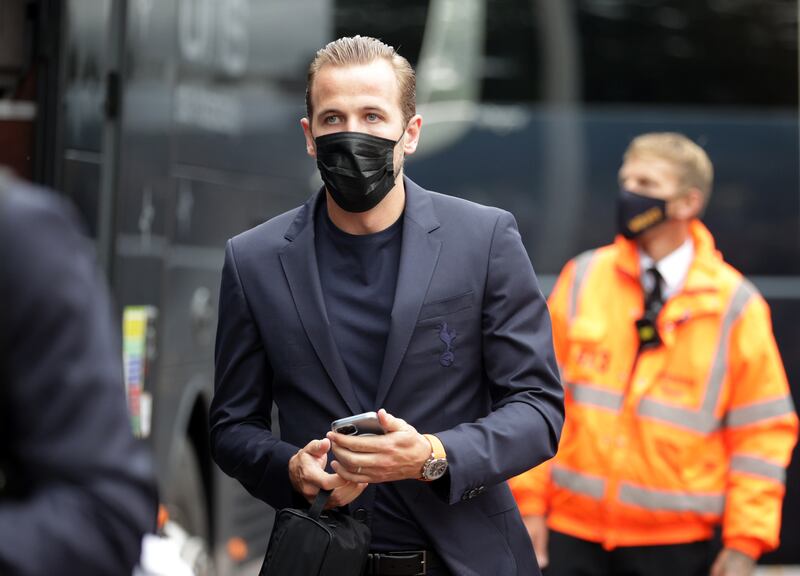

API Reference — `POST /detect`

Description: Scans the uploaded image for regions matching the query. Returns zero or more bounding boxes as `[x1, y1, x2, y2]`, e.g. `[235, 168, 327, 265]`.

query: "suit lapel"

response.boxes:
[279, 194, 362, 414]
[374, 179, 441, 408]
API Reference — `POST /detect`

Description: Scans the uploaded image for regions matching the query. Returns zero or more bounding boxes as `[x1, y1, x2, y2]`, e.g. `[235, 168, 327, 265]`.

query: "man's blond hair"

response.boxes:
[306, 36, 416, 126]
[624, 132, 714, 205]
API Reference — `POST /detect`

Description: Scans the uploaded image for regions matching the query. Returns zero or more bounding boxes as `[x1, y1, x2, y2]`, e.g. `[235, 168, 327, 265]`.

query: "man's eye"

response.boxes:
[324, 116, 340, 124]
[366, 113, 380, 122]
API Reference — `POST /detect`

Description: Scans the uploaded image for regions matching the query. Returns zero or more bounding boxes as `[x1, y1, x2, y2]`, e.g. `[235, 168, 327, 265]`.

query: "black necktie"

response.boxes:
[644, 266, 664, 318]
[637, 266, 664, 350]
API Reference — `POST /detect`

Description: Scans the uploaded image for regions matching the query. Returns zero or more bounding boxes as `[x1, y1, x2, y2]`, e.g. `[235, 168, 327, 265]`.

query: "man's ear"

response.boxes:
[402, 114, 423, 156]
[672, 187, 705, 220]
[301, 118, 316, 158]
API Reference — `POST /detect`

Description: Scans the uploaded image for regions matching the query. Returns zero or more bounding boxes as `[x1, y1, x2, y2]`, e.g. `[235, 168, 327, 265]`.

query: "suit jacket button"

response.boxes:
[353, 508, 368, 521]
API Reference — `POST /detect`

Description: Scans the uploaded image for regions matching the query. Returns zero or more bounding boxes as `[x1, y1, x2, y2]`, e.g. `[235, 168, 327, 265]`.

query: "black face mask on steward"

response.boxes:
[314, 131, 403, 213]
[617, 189, 668, 239]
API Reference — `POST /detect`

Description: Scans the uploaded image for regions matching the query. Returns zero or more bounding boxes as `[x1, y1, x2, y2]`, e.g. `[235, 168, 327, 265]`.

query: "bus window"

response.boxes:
[577, 0, 797, 106]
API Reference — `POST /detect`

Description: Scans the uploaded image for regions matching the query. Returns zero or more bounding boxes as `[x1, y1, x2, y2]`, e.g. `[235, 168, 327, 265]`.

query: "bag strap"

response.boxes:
[308, 489, 333, 519]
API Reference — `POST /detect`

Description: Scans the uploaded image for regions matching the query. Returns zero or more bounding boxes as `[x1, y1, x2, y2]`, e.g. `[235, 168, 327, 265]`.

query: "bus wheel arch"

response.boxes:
[163, 389, 216, 575]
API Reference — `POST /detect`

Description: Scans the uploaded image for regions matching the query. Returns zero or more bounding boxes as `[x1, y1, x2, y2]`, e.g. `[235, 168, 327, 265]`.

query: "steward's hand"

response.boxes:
[523, 515, 549, 569]
[327, 409, 432, 483]
[288, 438, 367, 509]
[710, 548, 756, 576]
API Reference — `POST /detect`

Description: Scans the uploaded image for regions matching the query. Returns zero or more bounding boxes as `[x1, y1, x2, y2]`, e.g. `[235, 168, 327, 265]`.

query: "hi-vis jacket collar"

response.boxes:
[614, 219, 724, 296]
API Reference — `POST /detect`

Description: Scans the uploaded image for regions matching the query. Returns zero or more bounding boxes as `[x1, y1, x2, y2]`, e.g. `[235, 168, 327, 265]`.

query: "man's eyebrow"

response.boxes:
[316, 107, 344, 118]
[363, 105, 389, 113]
[317, 105, 390, 117]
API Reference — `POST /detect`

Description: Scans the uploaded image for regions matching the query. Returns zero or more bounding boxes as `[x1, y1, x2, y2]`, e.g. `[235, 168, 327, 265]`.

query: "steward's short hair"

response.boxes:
[624, 132, 714, 205]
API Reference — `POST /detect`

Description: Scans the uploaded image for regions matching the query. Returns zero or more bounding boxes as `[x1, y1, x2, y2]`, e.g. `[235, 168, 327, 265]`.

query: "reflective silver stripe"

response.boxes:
[637, 279, 757, 434]
[568, 250, 596, 322]
[701, 279, 757, 413]
[566, 380, 624, 411]
[618, 483, 725, 514]
[552, 466, 606, 500]
[637, 399, 718, 433]
[726, 396, 797, 428]
[730, 455, 786, 483]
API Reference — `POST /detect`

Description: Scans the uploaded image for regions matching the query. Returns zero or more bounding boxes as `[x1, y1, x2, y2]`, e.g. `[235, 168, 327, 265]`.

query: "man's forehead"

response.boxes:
[315, 58, 396, 79]
[621, 154, 680, 177]
[311, 60, 400, 106]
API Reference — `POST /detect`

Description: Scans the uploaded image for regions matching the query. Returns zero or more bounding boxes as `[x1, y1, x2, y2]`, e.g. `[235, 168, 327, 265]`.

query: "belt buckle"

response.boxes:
[368, 550, 428, 576]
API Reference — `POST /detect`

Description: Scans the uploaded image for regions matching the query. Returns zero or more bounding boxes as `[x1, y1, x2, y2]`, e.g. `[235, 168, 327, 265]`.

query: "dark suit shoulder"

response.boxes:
[1, 178, 85, 241]
[0, 179, 92, 298]
[425, 188, 510, 240]
[429, 188, 506, 214]
[229, 203, 305, 256]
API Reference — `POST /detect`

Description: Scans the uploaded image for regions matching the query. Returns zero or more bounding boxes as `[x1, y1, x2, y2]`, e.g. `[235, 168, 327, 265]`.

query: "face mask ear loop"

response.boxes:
[391, 129, 408, 182]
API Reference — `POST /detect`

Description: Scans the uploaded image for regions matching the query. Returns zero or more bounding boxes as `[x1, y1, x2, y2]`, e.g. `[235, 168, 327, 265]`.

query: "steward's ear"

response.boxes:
[672, 187, 704, 221]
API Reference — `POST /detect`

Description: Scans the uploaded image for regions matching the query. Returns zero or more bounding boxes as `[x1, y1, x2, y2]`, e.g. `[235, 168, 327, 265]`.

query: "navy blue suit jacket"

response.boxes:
[210, 177, 563, 575]
[0, 175, 157, 575]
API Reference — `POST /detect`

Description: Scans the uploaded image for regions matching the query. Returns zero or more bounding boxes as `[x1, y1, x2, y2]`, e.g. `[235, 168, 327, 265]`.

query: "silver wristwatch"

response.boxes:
[420, 433, 448, 481]
[421, 454, 448, 481]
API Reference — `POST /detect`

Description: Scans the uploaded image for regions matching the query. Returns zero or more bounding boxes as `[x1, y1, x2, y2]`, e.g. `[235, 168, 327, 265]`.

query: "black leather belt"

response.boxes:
[364, 549, 444, 576]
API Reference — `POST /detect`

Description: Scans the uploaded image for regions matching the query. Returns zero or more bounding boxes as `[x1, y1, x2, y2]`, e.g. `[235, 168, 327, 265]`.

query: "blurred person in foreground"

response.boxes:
[0, 169, 158, 575]
[510, 132, 798, 576]
[210, 36, 563, 576]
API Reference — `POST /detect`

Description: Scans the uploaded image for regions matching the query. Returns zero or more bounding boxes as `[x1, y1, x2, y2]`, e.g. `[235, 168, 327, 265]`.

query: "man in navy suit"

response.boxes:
[0, 171, 157, 575]
[210, 36, 563, 576]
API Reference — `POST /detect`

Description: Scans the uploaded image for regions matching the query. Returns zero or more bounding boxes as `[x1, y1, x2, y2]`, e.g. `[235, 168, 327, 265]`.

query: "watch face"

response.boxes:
[424, 458, 448, 480]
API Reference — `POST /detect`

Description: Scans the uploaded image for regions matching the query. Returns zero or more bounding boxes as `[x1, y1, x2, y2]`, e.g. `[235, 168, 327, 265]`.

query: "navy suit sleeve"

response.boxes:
[0, 186, 157, 576]
[210, 240, 300, 510]
[436, 210, 564, 505]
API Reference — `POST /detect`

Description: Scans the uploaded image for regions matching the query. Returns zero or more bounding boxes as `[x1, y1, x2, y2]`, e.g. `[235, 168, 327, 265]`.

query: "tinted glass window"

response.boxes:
[481, 0, 543, 102]
[334, 1, 429, 65]
[578, 0, 798, 106]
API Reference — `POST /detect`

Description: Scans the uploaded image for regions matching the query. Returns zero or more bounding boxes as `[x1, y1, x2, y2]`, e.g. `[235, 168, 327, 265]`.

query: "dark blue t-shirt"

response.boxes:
[316, 207, 402, 410]
[315, 201, 429, 551]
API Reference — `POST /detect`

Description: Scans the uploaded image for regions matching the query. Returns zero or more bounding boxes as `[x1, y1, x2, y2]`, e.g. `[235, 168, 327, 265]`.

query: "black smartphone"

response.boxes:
[331, 411, 385, 436]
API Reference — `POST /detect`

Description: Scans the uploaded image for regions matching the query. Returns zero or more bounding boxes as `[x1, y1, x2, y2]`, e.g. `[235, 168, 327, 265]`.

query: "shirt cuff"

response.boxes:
[724, 537, 763, 560]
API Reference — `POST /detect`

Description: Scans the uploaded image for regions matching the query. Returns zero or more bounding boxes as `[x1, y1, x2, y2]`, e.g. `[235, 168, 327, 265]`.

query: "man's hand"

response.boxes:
[522, 515, 549, 569]
[288, 438, 367, 509]
[327, 409, 432, 483]
[710, 548, 756, 576]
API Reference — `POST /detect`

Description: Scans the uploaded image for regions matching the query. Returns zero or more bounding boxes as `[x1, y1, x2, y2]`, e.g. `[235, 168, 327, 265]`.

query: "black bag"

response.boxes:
[260, 489, 371, 576]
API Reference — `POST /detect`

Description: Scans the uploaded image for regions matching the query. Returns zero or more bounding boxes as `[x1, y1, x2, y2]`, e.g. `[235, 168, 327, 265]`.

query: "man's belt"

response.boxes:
[364, 549, 445, 576]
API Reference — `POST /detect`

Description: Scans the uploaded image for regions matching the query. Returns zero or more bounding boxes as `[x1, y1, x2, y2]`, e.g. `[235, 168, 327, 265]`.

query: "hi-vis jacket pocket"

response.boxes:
[567, 317, 612, 379]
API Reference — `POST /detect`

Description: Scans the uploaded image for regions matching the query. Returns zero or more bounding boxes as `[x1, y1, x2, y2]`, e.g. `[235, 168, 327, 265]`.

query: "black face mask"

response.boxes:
[314, 131, 403, 213]
[617, 189, 668, 239]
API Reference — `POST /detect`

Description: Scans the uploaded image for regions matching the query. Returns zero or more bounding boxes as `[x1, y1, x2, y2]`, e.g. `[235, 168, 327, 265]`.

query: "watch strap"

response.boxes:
[423, 434, 446, 459]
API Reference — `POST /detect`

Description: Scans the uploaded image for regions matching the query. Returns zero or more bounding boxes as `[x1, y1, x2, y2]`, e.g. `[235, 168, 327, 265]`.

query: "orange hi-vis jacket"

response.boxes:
[510, 220, 798, 558]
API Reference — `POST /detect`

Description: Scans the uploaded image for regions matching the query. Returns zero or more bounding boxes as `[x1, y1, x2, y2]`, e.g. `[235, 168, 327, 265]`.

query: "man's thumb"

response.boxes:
[377, 408, 407, 432]
[304, 438, 330, 456]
